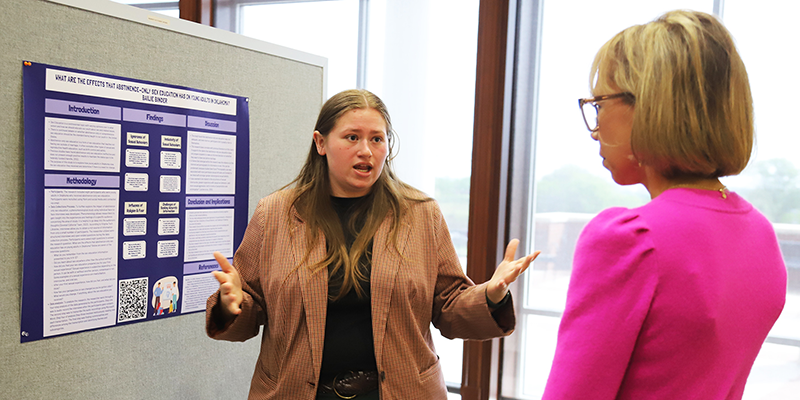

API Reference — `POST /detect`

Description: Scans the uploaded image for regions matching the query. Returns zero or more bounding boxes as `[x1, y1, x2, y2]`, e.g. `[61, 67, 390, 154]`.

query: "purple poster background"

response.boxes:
[21, 62, 250, 342]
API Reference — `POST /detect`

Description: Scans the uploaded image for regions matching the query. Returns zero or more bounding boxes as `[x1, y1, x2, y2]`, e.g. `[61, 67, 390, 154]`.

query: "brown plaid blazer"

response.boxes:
[206, 190, 515, 399]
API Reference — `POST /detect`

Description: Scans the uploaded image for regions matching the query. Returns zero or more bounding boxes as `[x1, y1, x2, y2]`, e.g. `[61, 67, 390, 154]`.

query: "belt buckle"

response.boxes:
[333, 371, 357, 399]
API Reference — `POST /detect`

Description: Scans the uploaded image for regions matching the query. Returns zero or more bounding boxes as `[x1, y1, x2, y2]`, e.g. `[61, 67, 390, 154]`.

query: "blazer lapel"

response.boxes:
[291, 212, 328, 382]
[371, 213, 411, 366]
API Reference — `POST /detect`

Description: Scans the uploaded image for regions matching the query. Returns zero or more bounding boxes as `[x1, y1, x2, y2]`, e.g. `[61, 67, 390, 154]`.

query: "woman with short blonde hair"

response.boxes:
[545, 10, 786, 399]
[590, 10, 754, 180]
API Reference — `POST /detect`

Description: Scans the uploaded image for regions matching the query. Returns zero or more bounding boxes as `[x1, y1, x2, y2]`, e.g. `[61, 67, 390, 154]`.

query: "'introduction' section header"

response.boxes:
[45, 68, 237, 116]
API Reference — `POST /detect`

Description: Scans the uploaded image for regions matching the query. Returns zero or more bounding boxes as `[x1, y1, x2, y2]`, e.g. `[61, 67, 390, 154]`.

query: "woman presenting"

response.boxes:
[207, 89, 539, 399]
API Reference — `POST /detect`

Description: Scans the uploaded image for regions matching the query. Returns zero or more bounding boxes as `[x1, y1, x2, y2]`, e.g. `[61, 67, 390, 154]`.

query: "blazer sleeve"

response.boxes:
[206, 198, 269, 341]
[428, 201, 515, 340]
[542, 208, 657, 400]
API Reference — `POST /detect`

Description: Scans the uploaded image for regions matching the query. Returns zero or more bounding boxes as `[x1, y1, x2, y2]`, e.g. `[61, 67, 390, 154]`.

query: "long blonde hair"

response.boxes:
[591, 10, 753, 178]
[287, 89, 429, 300]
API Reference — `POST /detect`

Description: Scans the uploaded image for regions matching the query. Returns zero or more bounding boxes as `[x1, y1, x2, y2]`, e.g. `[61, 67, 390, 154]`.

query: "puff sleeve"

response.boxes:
[542, 208, 657, 399]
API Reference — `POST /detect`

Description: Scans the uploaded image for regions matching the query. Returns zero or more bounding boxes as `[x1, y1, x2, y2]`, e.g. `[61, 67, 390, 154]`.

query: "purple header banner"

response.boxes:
[187, 116, 237, 133]
[123, 108, 186, 127]
[183, 258, 230, 275]
[45, 98, 121, 121]
[185, 196, 235, 208]
[44, 174, 121, 188]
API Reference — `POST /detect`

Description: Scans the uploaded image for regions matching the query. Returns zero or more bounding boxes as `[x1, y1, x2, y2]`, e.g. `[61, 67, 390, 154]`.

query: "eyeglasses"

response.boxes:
[578, 92, 634, 132]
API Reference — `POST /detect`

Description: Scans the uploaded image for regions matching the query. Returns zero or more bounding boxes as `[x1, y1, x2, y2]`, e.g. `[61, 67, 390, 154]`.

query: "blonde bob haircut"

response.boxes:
[590, 10, 753, 178]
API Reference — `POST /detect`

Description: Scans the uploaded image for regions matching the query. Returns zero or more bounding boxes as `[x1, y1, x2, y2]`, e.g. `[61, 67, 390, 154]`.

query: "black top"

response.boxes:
[319, 196, 377, 381]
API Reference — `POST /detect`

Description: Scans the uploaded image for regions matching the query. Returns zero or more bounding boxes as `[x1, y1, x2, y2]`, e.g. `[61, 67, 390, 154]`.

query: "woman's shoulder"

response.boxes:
[390, 182, 434, 209]
[585, 206, 648, 233]
[573, 207, 657, 281]
[404, 192, 439, 215]
[261, 188, 296, 202]
[579, 207, 652, 252]
[254, 189, 297, 215]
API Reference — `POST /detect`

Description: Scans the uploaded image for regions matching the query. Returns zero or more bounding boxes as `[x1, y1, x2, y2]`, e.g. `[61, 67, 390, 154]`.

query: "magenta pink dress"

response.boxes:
[543, 188, 787, 400]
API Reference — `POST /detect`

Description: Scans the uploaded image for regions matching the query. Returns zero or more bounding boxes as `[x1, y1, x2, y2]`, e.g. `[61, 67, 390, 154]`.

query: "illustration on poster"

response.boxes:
[152, 277, 180, 316]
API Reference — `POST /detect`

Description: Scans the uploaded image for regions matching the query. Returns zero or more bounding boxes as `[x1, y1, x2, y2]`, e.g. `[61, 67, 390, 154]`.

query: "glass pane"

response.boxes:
[519, 315, 560, 398]
[723, 0, 800, 344]
[527, 0, 713, 310]
[527, 0, 714, 313]
[239, 0, 359, 96]
[743, 342, 800, 399]
[155, 8, 179, 18]
[514, 1, 715, 398]
[366, 0, 480, 389]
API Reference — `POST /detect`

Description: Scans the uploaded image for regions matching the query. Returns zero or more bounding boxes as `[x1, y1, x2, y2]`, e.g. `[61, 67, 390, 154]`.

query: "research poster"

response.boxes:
[20, 62, 250, 342]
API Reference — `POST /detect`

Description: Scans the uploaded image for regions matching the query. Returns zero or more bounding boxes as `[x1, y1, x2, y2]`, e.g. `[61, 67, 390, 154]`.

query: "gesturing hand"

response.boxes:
[487, 239, 541, 304]
[211, 251, 243, 318]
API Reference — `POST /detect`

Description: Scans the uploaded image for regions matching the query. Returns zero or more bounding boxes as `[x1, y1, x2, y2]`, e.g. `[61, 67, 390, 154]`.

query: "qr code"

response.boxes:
[118, 277, 148, 323]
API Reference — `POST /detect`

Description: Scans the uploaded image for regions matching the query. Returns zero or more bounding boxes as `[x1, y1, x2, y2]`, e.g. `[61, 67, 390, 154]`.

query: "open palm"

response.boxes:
[487, 239, 540, 304]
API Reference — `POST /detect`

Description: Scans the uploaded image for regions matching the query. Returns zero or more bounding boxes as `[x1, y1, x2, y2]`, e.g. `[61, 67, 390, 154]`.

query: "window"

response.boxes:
[508, 1, 800, 399]
[238, 0, 360, 97]
[722, 2, 800, 397]
[513, 3, 716, 397]
[365, 0, 480, 392]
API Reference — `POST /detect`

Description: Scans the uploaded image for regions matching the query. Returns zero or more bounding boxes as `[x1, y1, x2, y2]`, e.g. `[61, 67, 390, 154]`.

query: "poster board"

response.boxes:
[21, 61, 251, 342]
[0, 1, 324, 398]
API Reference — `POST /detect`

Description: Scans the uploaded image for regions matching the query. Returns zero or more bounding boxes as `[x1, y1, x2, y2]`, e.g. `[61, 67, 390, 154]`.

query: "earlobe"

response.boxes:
[313, 131, 326, 156]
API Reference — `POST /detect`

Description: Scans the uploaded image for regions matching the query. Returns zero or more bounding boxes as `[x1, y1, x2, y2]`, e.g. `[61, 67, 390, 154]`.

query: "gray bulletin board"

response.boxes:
[0, 1, 324, 398]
